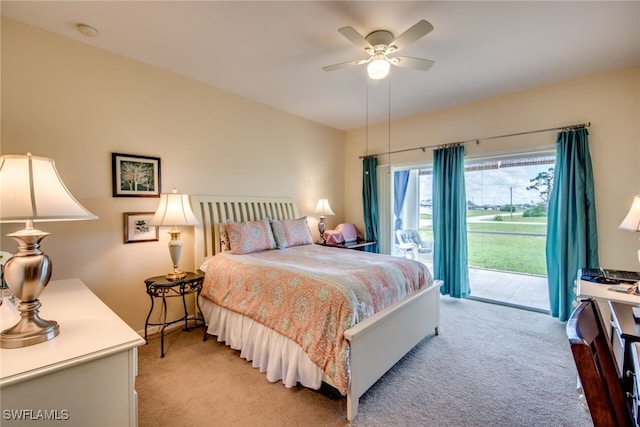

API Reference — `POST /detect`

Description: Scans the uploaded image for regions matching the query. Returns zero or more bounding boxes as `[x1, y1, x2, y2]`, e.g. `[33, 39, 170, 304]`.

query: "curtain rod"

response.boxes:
[359, 121, 591, 159]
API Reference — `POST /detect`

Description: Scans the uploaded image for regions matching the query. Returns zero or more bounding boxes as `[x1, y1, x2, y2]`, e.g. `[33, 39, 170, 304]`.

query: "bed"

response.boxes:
[192, 195, 443, 421]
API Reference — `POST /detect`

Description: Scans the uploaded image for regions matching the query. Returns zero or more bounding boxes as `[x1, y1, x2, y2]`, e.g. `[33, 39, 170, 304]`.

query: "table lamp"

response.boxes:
[0, 153, 97, 348]
[149, 189, 199, 281]
[619, 194, 640, 267]
[313, 199, 335, 242]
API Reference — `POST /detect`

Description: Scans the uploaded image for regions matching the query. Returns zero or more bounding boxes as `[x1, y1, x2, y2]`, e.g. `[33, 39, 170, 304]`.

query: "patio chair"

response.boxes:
[395, 229, 433, 260]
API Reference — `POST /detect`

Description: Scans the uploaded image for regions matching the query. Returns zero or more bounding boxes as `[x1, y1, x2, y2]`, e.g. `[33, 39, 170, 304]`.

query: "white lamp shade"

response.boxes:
[313, 199, 335, 217]
[0, 154, 97, 223]
[149, 190, 199, 227]
[367, 54, 390, 80]
[619, 195, 640, 232]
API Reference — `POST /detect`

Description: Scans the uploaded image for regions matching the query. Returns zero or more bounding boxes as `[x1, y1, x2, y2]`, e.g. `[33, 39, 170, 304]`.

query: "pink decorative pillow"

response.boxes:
[271, 217, 313, 249]
[226, 219, 277, 254]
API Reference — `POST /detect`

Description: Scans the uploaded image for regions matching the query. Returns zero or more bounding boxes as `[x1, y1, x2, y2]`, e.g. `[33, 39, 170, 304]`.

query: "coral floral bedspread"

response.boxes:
[201, 244, 433, 395]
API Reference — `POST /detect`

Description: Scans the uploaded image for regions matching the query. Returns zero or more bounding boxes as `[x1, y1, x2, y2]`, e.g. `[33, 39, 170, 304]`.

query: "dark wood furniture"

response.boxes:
[567, 298, 633, 427]
[610, 302, 640, 424]
[633, 343, 640, 425]
[316, 238, 377, 250]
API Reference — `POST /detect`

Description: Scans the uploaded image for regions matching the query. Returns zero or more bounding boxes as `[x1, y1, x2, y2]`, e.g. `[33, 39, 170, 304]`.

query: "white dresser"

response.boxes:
[0, 278, 145, 427]
[577, 277, 640, 331]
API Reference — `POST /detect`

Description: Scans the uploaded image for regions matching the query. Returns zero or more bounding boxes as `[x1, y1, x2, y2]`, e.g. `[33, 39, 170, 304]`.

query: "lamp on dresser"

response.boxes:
[619, 194, 640, 267]
[149, 189, 199, 281]
[0, 153, 97, 348]
[313, 199, 335, 242]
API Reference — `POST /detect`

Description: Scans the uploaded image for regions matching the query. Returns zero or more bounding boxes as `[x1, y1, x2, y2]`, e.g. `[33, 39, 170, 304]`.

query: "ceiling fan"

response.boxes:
[322, 19, 434, 80]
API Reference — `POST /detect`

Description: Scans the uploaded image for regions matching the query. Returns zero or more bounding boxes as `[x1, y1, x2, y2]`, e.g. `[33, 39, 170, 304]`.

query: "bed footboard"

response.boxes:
[343, 279, 443, 421]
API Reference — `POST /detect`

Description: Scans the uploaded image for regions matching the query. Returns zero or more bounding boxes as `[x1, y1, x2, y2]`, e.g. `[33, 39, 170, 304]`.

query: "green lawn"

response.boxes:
[467, 233, 547, 275]
[417, 210, 548, 276]
[467, 222, 546, 234]
[466, 209, 491, 217]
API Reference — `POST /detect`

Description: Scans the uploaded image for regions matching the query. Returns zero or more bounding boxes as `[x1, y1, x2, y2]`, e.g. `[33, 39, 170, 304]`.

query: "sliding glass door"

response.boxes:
[392, 168, 433, 263]
[391, 153, 555, 312]
[464, 155, 554, 311]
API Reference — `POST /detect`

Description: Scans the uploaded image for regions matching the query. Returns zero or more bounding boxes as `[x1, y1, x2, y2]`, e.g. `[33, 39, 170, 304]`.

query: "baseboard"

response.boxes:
[136, 318, 204, 338]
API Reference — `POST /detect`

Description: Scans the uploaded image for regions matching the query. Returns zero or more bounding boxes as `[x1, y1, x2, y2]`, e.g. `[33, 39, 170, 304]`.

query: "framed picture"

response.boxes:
[112, 153, 161, 197]
[124, 212, 158, 243]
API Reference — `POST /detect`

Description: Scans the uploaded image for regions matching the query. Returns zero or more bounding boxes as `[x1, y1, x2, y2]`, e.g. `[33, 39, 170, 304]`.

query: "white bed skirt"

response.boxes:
[200, 297, 326, 390]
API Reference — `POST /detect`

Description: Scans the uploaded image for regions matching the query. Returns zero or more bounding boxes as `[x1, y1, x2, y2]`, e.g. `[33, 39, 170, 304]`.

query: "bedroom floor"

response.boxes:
[136, 295, 590, 426]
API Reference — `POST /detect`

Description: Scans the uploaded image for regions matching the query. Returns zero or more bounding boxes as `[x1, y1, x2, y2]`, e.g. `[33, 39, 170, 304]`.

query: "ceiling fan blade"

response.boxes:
[338, 26, 373, 51]
[390, 20, 433, 51]
[390, 56, 434, 71]
[322, 58, 370, 72]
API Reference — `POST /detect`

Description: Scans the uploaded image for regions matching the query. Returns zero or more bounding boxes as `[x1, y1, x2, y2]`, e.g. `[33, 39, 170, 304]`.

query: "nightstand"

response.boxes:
[317, 238, 377, 251]
[144, 272, 205, 357]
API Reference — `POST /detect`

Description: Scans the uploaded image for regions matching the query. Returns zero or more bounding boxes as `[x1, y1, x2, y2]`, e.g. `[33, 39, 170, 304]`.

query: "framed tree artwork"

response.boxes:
[112, 153, 161, 197]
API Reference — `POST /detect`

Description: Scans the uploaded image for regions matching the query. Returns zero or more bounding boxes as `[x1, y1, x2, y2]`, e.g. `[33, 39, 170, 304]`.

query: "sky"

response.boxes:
[419, 163, 553, 207]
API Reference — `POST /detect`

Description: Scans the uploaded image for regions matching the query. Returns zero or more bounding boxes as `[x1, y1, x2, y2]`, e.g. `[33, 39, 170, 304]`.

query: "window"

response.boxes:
[392, 169, 433, 261]
[392, 152, 554, 311]
[464, 154, 554, 311]
[464, 155, 554, 276]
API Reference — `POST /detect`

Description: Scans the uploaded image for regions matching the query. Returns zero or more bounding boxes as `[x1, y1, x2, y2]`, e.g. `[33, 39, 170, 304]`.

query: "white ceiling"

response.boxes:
[2, 1, 640, 131]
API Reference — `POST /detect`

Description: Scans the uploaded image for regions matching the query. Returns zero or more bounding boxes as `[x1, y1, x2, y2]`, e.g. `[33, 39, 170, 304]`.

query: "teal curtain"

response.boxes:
[546, 128, 599, 321]
[433, 145, 470, 298]
[362, 157, 379, 253]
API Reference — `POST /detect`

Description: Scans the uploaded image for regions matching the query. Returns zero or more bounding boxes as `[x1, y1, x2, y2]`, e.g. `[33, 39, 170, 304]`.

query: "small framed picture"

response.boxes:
[112, 153, 161, 197]
[124, 212, 158, 243]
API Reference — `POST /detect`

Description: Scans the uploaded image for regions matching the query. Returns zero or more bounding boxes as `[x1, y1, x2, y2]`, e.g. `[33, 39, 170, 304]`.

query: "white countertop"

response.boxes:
[577, 278, 640, 305]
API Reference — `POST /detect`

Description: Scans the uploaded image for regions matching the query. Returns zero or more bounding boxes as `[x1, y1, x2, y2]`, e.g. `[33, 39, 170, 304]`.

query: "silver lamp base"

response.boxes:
[0, 226, 59, 349]
[317, 216, 327, 243]
[0, 300, 59, 348]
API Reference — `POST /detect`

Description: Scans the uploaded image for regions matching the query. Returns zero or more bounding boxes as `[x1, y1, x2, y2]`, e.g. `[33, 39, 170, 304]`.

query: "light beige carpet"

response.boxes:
[136, 298, 592, 427]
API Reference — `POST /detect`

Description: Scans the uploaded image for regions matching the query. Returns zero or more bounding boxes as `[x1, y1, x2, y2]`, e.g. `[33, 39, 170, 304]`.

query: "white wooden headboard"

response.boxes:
[191, 195, 299, 270]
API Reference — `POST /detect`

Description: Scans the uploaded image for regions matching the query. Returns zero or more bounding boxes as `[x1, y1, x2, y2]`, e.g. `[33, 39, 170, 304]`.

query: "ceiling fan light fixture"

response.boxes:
[367, 54, 390, 80]
[324, 21, 433, 78]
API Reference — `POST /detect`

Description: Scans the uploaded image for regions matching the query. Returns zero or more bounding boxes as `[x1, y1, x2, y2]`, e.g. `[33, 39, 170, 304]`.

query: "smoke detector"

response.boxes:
[76, 23, 98, 37]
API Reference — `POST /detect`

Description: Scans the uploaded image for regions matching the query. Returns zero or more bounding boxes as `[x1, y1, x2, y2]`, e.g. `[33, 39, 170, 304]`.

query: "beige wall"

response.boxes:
[1, 18, 345, 331]
[344, 66, 640, 272]
[3, 17, 640, 331]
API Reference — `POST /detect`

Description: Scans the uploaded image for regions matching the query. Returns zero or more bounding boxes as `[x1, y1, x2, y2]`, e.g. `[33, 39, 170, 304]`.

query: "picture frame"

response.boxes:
[112, 153, 161, 197]
[124, 212, 159, 243]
